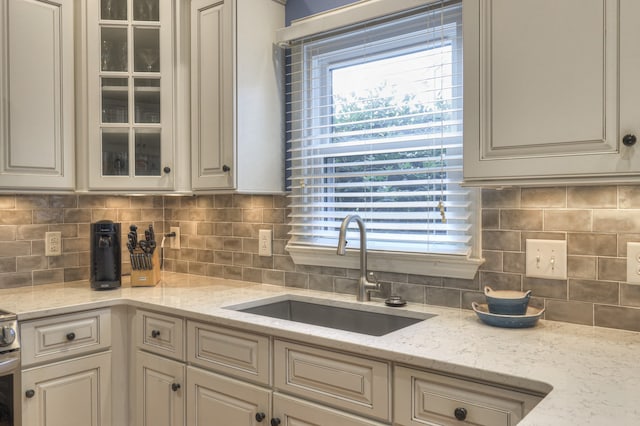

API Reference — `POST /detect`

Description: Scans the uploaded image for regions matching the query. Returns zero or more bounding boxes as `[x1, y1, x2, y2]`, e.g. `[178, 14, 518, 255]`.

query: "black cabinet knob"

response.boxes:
[623, 134, 637, 146]
[25, 389, 35, 398]
[255, 412, 266, 422]
[270, 418, 281, 426]
[66, 332, 76, 341]
[171, 383, 181, 392]
[222, 164, 231, 172]
[163, 166, 171, 174]
[454, 407, 467, 421]
[151, 330, 160, 338]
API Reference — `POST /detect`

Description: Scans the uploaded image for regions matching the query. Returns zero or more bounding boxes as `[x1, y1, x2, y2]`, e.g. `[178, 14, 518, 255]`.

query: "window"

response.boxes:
[281, 0, 481, 278]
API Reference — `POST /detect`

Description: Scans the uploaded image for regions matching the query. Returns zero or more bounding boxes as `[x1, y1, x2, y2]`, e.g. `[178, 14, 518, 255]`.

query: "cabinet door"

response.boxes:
[463, 0, 640, 185]
[21, 352, 111, 426]
[186, 366, 270, 426]
[190, 0, 235, 190]
[136, 351, 185, 426]
[272, 393, 387, 426]
[81, 0, 175, 191]
[0, 0, 74, 190]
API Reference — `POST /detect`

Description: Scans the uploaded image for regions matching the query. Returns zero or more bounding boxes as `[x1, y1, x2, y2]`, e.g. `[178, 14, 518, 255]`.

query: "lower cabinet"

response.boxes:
[136, 351, 185, 426]
[21, 352, 111, 426]
[186, 366, 270, 425]
[394, 366, 543, 426]
[272, 393, 388, 426]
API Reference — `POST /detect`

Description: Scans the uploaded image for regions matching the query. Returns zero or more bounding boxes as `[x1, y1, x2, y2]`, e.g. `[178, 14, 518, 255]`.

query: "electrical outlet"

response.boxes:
[45, 231, 62, 256]
[170, 226, 181, 249]
[258, 229, 272, 256]
[626, 242, 640, 284]
[525, 239, 567, 279]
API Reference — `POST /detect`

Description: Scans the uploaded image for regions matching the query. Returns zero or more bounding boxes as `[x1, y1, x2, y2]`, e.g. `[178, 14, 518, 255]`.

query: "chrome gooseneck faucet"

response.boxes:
[337, 214, 380, 301]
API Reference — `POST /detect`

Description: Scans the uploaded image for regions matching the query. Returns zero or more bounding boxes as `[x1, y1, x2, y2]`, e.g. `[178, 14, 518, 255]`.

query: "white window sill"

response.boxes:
[286, 245, 483, 280]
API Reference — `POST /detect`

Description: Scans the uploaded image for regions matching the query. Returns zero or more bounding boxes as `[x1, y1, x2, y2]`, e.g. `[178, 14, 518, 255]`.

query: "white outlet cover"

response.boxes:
[525, 239, 567, 280]
[626, 242, 640, 284]
[258, 229, 272, 257]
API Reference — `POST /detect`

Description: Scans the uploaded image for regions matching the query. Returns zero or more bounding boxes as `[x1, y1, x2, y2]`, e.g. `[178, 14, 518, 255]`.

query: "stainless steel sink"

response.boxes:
[225, 295, 435, 336]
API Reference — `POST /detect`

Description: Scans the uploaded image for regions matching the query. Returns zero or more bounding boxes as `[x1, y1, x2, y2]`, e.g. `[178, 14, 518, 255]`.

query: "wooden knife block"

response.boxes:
[130, 249, 160, 287]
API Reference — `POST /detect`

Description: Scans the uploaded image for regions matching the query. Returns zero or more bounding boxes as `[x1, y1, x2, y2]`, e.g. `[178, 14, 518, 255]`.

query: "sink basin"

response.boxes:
[225, 295, 435, 336]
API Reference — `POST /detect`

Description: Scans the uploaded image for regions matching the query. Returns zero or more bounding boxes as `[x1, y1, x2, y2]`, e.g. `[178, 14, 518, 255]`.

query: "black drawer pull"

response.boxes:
[66, 332, 76, 341]
[151, 330, 160, 338]
[454, 407, 467, 421]
[171, 383, 181, 392]
[25, 389, 35, 398]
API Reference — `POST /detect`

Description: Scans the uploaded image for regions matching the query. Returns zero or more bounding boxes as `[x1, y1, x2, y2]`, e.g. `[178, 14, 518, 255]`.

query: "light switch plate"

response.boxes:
[258, 229, 272, 256]
[626, 242, 640, 284]
[525, 239, 567, 279]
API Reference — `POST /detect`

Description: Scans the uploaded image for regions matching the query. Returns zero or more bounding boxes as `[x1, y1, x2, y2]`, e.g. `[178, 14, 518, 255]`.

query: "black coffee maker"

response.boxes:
[90, 220, 121, 290]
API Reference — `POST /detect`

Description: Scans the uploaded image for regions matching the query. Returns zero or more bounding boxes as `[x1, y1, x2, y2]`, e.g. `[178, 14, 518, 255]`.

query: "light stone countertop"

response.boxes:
[2, 272, 639, 425]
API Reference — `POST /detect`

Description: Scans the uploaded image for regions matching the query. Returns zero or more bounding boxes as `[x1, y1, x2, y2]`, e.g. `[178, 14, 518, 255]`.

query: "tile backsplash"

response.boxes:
[1, 187, 640, 332]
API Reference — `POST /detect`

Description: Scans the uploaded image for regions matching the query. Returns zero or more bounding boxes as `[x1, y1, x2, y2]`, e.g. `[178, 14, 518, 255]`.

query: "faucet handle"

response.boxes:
[368, 272, 378, 283]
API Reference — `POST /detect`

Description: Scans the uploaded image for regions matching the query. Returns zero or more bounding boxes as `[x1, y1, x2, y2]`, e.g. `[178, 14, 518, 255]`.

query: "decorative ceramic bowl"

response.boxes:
[472, 302, 544, 328]
[484, 286, 532, 315]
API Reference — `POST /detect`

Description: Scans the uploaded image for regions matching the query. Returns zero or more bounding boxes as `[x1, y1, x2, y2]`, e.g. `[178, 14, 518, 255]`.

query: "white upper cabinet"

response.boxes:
[190, 0, 285, 193]
[463, 0, 640, 186]
[0, 0, 75, 191]
[76, 0, 177, 191]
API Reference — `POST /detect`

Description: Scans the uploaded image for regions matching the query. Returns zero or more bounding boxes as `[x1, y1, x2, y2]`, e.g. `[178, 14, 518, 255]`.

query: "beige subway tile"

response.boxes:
[205, 263, 223, 277]
[500, 209, 543, 230]
[569, 279, 618, 304]
[16, 195, 49, 209]
[91, 209, 117, 222]
[50, 195, 77, 208]
[163, 197, 181, 208]
[31, 240, 45, 256]
[0, 241, 30, 257]
[444, 275, 479, 291]
[223, 238, 242, 252]
[48, 253, 79, 269]
[197, 249, 214, 263]
[0, 196, 16, 209]
[214, 195, 233, 208]
[180, 197, 198, 208]
[392, 283, 426, 303]
[232, 194, 253, 208]
[79, 195, 109, 208]
[130, 197, 161, 208]
[481, 209, 499, 229]
[188, 209, 207, 221]
[481, 188, 520, 208]
[479, 271, 520, 291]
[65, 209, 92, 223]
[407, 274, 443, 286]
[0, 226, 16, 241]
[17, 256, 47, 272]
[480, 250, 502, 271]
[181, 222, 197, 235]
[0, 258, 16, 273]
[274, 254, 295, 272]
[252, 195, 274, 208]
[567, 256, 596, 279]
[243, 208, 263, 223]
[2, 210, 33, 225]
[545, 299, 593, 325]
[196, 196, 214, 209]
[232, 252, 252, 266]
[285, 271, 308, 289]
[568, 186, 617, 208]
[215, 223, 233, 236]
[188, 262, 207, 276]
[116, 209, 142, 222]
[594, 304, 640, 332]
[180, 248, 198, 262]
[34, 268, 65, 285]
[334, 277, 357, 294]
[309, 274, 333, 292]
[263, 209, 285, 224]
[502, 251, 524, 273]
[243, 238, 258, 254]
[619, 186, 640, 209]
[618, 234, 640, 257]
[598, 257, 626, 282]
[62, 237, 90, 253]
[521, 187, 566, 208]
[63, 267, 89, 282]
[523, 277, 567, 299]
[594, 210, 640, 233]
[197, 222, 214, 236]
[461, 290, 485, 310]
[214, 251, 233, 265]
[263, 270, 285, 285]
[482, 230, 521, 251]
[242, 267, 263, 283]
[426, 287, 461, 308]
[48, 224, 78, 238]
[567, 233, 617, 256]
[252, 254, 273, 269]
[621, 283, 640, 307]
[232, 223, 259, 238]
[0, 272, 32, 288]
[543, 210, 591, 231]
[189, 236, 206, 250]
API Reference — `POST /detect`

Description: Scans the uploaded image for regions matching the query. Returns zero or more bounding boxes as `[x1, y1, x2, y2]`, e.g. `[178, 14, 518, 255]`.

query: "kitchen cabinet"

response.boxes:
[136, 350, 185, 426]
[20, 309, 113, 426]
[21, 352, 112, 426]
[76, 0, 178, 191]
[190, 0, 285, 193]
[0, 0, 75, 191]
[463, 0, 640, 186]
[186, 366, 270, 426]
[394, 366, 542, 426]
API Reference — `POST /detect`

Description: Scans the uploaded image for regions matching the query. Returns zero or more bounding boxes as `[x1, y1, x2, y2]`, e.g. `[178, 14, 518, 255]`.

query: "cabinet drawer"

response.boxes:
[394, 366, 543, 426]
[187, 321, 270, 386]
[136, 310, 185, 361]
[274, 339, 390, 422]
[20, 309, 111, 367]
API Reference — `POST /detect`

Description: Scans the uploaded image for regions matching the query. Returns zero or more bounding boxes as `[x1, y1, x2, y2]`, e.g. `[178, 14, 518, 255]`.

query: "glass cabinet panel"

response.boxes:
[102, 78, 128, 123]
[101, 0, 127, 20]
[135, 130, 161, 176]
[134, 78, 160, 123]
[134, 0, 159, 22]
[134, 28, 160, 72]
[102, 130, 129, 176]
[101, 27, 127, 72]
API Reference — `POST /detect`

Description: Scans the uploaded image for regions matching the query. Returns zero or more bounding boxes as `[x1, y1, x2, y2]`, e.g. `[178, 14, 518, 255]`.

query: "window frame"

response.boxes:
[281, 0, 483, 279]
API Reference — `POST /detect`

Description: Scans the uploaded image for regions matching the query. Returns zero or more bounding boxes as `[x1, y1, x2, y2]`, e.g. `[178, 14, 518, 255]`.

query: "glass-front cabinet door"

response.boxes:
[85, 0, 174, 190]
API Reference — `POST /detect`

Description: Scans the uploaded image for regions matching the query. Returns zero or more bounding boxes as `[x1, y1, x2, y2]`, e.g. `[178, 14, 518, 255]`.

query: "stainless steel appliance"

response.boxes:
[90, 220, 122, 290]
[0, 310, 20, 426]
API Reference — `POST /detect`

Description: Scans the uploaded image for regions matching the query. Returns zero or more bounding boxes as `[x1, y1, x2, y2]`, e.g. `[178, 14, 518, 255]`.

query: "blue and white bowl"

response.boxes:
[472, 302, 544, 328]
[484, 286, 532, 315]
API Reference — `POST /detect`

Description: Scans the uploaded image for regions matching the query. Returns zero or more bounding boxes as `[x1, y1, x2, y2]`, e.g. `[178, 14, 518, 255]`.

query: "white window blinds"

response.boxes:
[285, 1, 473, 258]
